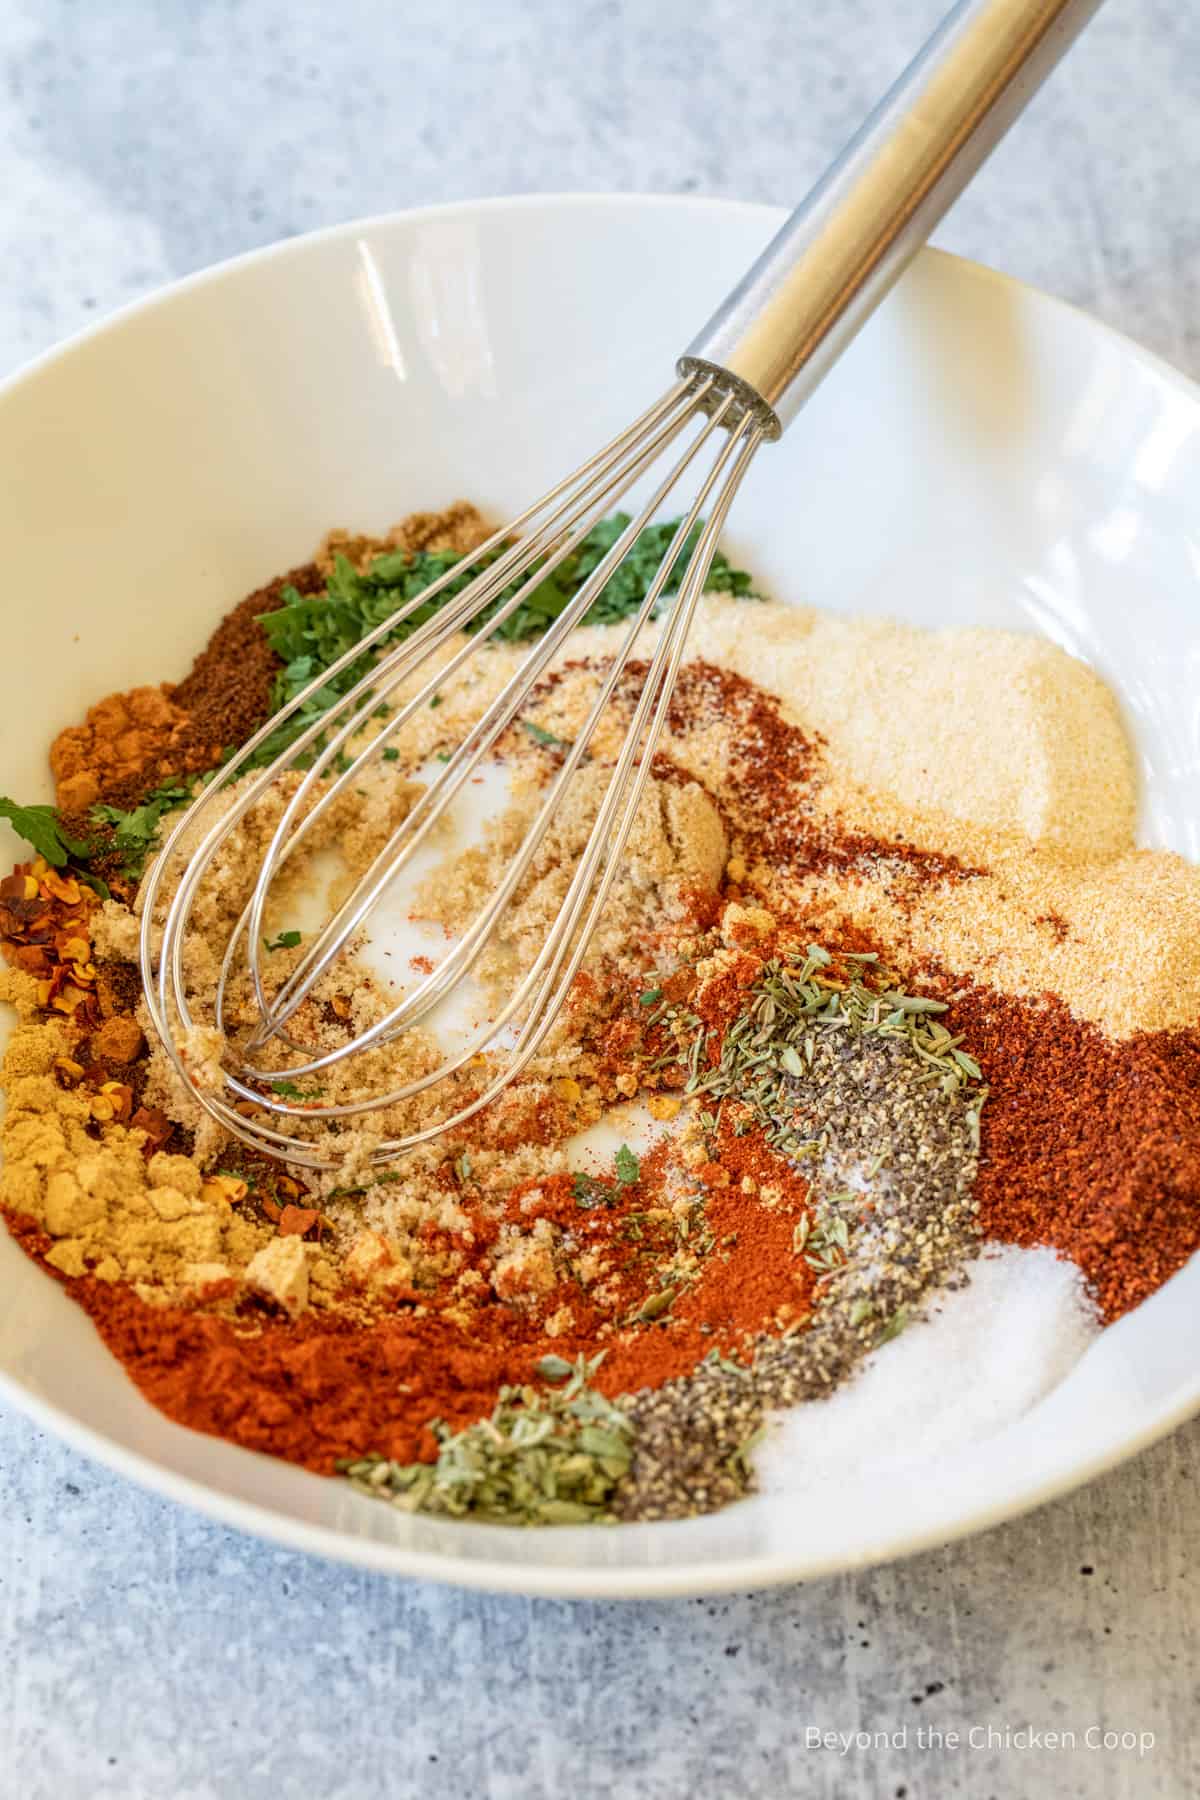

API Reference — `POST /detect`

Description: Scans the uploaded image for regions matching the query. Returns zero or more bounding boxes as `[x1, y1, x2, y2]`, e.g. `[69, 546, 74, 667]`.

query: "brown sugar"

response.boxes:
[91, 1015, 145, 1064]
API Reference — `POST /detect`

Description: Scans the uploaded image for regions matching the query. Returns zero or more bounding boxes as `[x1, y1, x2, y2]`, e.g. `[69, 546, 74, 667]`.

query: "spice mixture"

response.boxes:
[2, 500, 1198, 1527]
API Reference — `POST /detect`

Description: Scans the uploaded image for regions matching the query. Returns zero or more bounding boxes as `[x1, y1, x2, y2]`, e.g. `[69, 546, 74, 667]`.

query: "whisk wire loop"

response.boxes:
[233, 393, 745, 1091]
[141, 377, 762, 1167]
[230, 412, 761, 1163]
[234, 380, 723, 1050]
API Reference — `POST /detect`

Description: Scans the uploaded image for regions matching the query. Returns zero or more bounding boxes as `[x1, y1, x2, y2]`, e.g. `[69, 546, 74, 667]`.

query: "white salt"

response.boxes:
[758, 1244, 1100, 1495]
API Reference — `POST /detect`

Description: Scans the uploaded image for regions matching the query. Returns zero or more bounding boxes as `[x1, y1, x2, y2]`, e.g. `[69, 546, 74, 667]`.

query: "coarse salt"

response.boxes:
[757, 1243, 1099, 1495]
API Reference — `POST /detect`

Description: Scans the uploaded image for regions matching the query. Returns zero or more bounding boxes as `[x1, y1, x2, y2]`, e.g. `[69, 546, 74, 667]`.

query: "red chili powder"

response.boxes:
[966, 989, 1200, 1320]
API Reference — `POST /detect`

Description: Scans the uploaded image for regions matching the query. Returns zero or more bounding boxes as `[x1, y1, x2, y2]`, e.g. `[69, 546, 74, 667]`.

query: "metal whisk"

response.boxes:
[142, 0, 1101, 1168]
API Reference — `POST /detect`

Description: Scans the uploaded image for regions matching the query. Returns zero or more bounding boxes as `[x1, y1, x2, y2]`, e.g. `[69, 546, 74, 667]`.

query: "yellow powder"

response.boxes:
[0, 993, 287, 1307]
[764, 776, 1200, 1039]
[0, 968, 47, 1032]
[444, 604, 1188, 1038]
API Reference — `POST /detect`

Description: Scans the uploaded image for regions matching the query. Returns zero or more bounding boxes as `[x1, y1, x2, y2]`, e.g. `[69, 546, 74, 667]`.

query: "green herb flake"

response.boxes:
[881, 991, 949, 1015]
[573, 1172, 612, 1209]
[264, 929, 302, 952]
[727, 1425, 764, 1478]
[250, 519, 751, 776]
[337, 1353, 632, 1526]
[878, 1305, 910, 1344]
[521, 719, 572, 751]
[637, 1287, 676, 1322]
[535, 1354, 575, 1382]
[75, 869, 111, 900]
[268, 1079, 321, 1101]
[0, 798, 92, 868]
[614, 1144, 640, 1186]
[90, 778, 198, 878]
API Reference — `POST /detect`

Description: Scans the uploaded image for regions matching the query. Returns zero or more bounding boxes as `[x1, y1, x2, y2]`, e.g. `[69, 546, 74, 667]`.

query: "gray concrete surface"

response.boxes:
[1, 2, 1198, 1795]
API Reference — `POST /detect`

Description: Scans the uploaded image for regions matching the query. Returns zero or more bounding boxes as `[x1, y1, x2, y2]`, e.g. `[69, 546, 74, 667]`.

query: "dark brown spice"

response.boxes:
[165, 561, 323, 782]
[50, 561, 320, 819]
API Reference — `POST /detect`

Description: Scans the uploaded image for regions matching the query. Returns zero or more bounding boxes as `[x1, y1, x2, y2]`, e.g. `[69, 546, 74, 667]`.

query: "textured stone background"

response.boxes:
[2, 2, 1199, 1796]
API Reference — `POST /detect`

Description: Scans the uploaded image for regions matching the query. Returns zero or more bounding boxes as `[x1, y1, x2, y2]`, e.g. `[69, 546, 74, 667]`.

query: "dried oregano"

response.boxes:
[338, 1353, 633, 1526]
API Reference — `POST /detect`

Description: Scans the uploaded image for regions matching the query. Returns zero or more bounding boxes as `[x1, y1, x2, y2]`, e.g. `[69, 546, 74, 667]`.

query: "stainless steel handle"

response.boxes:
[680, 0, 1104, 436]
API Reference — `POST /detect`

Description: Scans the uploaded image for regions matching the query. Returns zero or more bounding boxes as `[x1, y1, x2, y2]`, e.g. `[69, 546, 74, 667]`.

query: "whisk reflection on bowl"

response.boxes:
[140, 0, 1102, 1168]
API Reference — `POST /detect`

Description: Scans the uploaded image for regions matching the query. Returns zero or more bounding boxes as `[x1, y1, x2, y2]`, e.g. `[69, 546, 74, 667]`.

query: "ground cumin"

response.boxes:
[316, 499, 493, 575]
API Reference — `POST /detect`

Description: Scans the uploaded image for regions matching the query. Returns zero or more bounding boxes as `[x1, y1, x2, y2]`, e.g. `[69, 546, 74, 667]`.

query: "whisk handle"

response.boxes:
[680, 0, 1104, 436]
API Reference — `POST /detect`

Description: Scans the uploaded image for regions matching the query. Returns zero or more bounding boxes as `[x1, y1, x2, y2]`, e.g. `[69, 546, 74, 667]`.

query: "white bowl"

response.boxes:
[2, 196, 1199, 1597]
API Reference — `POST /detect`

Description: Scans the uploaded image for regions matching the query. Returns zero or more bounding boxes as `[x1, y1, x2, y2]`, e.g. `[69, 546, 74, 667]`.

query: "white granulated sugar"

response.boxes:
[758, 1245, 1099, 1494]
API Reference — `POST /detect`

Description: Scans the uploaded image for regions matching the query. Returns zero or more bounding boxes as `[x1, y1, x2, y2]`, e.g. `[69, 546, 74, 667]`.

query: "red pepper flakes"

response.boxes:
[129, 1106, 173, 1156]
[277, 1205, 322, 1239]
